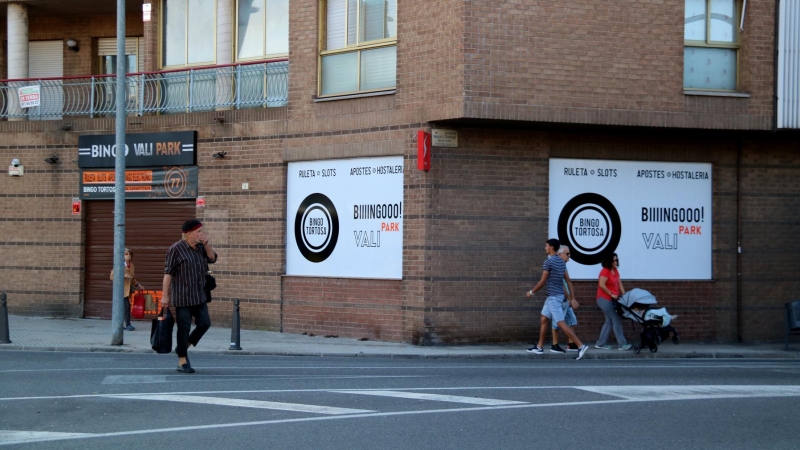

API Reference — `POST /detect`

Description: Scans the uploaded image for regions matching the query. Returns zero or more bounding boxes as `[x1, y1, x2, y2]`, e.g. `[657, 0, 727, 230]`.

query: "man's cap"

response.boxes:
[182, 219, 203, 233]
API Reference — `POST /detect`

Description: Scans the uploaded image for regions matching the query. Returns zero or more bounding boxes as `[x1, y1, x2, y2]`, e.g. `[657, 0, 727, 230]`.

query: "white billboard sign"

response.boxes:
[287, 156, 404, 279]
[549, 158, 712, 280]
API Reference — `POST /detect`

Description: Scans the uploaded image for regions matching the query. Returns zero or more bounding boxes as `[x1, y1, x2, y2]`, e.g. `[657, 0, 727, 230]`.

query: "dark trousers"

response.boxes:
[123, 296, 131, 326]
[175, 302, 211, 357]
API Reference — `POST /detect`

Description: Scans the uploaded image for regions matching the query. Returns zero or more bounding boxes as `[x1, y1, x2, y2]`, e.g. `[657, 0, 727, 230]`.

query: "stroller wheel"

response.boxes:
[672, 336, 680, 345]
[633, 344, 641, 354]
[649, 345, 658, 353]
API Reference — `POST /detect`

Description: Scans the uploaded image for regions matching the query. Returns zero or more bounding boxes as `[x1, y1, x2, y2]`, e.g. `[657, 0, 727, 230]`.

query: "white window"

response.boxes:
[319, 0, 397, 97]
[237, 0, 289, 60]
[684, 0, 739, 90]
[161, 0, 216, 67]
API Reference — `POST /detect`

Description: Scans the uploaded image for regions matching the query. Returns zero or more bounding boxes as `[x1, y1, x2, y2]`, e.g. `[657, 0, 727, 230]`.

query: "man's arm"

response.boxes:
[161, 274, 172, 309]
[527, 270, 549, 298]
[564, 271, 578, 308]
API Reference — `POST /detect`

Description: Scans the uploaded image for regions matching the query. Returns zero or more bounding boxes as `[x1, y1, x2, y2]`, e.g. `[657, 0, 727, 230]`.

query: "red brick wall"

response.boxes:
[283, 277, 406, 341]
[462, 0, 775, 130]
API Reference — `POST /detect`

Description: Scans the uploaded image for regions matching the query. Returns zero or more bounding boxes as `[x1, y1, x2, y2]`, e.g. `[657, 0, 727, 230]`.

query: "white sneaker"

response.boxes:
[618, 344, 633, 351]
[576, 345, 589, 360]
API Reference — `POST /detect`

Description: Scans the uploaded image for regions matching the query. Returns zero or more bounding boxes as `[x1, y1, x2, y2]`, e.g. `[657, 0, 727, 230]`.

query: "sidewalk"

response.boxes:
[1, 315, 798, 359]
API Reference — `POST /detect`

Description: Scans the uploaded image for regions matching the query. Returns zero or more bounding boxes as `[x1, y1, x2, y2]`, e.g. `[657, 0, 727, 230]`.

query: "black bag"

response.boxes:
[150, 308, 174, 354]
[204, 273, 217, 303]
[205, 273, 217, 291]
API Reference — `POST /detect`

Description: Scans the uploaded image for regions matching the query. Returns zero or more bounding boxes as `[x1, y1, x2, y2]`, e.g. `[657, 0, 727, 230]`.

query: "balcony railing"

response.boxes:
[0, 59, 288, 120]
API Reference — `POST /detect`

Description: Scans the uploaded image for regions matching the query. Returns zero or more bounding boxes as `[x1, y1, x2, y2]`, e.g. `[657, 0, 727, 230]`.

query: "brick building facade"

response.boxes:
[0, 0, 798, 344]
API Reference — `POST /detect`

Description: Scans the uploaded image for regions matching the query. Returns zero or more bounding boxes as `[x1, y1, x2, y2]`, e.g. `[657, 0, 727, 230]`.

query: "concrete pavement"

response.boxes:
[1, 314, 798, 359]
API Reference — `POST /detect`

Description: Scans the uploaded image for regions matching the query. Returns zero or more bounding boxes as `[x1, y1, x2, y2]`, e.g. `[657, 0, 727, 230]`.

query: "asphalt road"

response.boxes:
[1, 351, 799, 449]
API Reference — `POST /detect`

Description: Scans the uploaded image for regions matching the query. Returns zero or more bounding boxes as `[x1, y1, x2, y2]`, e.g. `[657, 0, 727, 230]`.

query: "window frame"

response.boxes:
[683, 0, 741, 92]
[158, 0, 218, 69]
[317, 0, 398, 98]
[234, 0, 290, 62]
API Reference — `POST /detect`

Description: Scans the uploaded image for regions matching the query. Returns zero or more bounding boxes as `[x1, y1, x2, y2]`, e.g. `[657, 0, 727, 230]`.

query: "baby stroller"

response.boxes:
[615, 288, 679, 354]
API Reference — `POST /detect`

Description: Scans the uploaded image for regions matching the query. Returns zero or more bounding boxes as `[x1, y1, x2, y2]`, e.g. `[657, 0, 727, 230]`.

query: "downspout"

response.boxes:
[736, 140, 743, 343]
[773, 0, 780, 131]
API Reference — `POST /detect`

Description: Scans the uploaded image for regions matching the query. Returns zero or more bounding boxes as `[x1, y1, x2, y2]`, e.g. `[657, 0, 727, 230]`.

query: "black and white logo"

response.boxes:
[294, 193, 339, 263]
[557, 193, 621, 265]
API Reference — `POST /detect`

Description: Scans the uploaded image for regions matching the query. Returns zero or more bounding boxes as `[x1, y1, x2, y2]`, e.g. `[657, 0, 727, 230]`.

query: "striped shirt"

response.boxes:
[542, 254, 566, 297]
[164, 240, 217, 307]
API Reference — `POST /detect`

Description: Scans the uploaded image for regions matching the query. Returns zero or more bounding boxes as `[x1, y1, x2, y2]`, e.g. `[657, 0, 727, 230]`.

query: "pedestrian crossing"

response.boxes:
[4, 386, 800, 446]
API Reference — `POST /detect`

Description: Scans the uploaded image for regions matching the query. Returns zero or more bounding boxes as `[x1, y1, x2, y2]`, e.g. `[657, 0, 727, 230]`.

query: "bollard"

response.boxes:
[229, 298, 242, 350]
[0, 292, 11, 344]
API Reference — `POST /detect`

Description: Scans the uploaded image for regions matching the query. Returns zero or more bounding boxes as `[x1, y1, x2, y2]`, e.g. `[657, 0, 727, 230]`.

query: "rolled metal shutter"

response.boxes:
[27, 40, 64, 120]
[83, 199, 196, 319]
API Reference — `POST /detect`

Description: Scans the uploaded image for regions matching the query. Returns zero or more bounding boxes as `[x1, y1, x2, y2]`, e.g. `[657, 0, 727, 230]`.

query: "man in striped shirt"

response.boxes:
[526, 238, 589, 360]
[162, 219, 218, 373]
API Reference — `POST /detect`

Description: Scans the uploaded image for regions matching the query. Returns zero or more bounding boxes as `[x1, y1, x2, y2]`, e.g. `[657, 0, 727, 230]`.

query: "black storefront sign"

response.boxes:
[77, 131, 197, 168]
[80, 166, 198, 200]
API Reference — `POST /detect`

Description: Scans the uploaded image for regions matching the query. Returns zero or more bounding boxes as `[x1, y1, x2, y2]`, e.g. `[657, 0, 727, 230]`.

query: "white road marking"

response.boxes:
[100, 375, 427, 384]
[2, 385, 800, 446]
[334, 390, 527, 406]
[103, 375, 168, 384]
[578, 385, 800, 401]
[106, 394, 373, 415]
[0, 431, 95, 445]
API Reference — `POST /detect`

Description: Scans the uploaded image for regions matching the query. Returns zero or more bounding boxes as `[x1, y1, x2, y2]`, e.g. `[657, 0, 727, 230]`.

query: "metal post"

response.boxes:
[37, 80, 42, 120]
[90, 76, 95, 118]
[111, 0, 127, 345]
[229, 298, 242, 351]
[188, 69, 194, 113]
[235, 64, 241, 110]
[138, 74, 144, 116]
[0, 292, 11, 344]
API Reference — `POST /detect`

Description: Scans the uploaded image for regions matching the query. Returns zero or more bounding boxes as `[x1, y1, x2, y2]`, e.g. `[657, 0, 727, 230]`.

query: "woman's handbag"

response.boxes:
[150, 308, 174, 354]
[131, 290, 145, 319]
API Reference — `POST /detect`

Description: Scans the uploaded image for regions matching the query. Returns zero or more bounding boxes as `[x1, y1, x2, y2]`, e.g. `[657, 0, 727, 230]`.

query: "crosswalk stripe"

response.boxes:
[106, 394, 373, 415]
[333, 390, 527, 406]
[0, 431, 96, 445]
[577, 385, 800, 400]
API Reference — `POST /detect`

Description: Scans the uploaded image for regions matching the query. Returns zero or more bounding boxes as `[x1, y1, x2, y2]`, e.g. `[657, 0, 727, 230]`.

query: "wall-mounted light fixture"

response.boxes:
[66, 38, 79, 52]
[212, 151, 228, 159]
[44, 155, 59, 164]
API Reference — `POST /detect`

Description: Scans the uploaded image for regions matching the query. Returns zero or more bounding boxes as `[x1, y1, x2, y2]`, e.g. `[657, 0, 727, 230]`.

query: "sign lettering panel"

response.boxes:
[549, 158, 712, 280]
[286, 156, 404, 279]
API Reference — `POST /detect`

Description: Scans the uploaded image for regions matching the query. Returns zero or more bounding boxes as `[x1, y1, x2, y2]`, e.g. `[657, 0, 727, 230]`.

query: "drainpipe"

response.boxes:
[773, 0, 780, 131]
[736, 140, 743, 343]
[7, 2, 29, 121]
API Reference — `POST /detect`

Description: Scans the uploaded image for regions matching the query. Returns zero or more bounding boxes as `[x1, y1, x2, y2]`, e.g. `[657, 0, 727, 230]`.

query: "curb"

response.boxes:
[1, 344, 798, 359]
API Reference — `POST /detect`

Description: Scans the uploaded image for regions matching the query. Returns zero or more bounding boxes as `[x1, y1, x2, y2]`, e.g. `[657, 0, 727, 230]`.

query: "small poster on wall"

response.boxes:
[549, 158, 712, 280]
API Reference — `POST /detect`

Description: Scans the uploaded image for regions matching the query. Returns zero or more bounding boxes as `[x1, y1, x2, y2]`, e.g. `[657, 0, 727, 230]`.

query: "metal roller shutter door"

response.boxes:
[83, 199, 196, 319]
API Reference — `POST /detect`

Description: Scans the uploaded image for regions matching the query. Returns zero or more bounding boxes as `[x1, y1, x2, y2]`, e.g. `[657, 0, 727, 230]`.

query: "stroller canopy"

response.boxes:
[619, 288, 658, 307]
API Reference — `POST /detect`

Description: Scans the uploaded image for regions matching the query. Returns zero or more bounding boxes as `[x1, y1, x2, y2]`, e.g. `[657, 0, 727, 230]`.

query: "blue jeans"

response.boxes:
[175, 302, 211, 357]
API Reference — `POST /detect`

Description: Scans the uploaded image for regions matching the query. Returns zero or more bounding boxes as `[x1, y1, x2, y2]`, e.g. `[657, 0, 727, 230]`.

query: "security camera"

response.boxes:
[11, 159, 19, 167]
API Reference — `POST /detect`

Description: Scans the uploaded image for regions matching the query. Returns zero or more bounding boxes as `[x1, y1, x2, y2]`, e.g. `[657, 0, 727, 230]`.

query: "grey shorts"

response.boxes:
[553, 301, 577, 330]
[540, 295, 566, 323]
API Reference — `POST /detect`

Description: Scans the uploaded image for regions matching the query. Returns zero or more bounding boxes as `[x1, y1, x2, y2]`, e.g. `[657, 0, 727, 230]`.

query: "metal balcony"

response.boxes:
[0, 59, 288, 120]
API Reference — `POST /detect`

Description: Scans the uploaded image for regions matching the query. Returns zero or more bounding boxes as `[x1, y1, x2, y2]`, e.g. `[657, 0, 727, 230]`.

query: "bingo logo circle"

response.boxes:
[557, 193, 621, 266]
[294, 193, 339, 263]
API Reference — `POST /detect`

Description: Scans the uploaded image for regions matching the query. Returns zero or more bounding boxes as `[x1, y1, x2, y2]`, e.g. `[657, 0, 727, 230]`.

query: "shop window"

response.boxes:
[237, 0, 289, 60]
[684, 0, 739, 91]
[319, 0, 397, 97]
[161, 0, 216, 67]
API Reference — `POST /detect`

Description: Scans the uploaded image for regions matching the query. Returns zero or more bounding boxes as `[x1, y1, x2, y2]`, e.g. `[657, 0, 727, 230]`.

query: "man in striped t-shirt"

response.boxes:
[525, 238, 588, 360]
[162, 219, 218, 373]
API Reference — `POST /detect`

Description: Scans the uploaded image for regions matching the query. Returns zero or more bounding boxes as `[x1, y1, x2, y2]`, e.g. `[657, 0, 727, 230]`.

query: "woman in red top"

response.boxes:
[594, 253, 631, 350]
